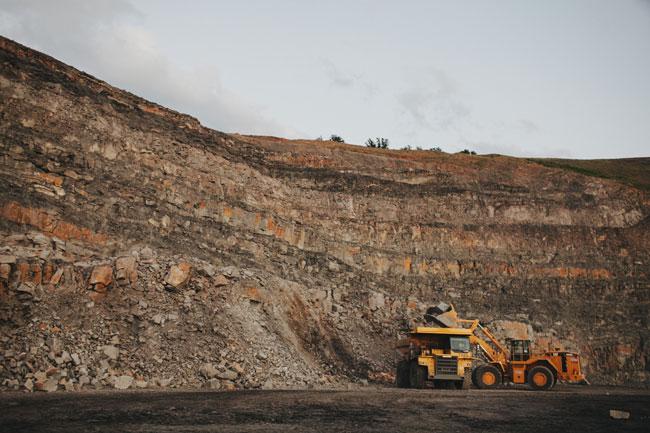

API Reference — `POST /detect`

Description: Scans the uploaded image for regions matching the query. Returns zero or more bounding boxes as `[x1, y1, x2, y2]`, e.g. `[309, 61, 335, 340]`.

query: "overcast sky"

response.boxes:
[1, 0, 649, 158]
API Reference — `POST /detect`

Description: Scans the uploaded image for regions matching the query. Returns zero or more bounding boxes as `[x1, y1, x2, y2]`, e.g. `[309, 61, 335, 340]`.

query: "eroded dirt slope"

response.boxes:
[0, 36, 648, 393]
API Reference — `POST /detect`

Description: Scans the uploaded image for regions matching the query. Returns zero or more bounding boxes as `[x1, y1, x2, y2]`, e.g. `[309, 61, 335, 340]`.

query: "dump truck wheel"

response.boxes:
[527, 365, 554, 391]
[396, 360, 410, 388]
[453, 369, 471, 390]
[409, 361, 427, 389]
[474, 365, 501, 389]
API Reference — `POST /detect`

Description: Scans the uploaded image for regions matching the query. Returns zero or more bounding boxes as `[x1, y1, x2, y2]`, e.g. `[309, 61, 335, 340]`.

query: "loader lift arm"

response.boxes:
[456, 319, 509, 367]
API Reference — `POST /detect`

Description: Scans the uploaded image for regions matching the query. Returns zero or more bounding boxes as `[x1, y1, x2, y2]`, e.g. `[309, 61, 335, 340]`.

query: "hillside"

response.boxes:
[531, 157, 650, 192]
[0, 36, 648, 393]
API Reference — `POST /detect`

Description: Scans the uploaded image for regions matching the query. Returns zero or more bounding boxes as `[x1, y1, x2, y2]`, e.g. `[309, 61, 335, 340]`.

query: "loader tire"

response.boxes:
[527, 365, 554, 391]
[396, 360, 410, 388]
[473, 365, 501, 389]
[409, 361, 427, 389]
[471, 366, 480, 388]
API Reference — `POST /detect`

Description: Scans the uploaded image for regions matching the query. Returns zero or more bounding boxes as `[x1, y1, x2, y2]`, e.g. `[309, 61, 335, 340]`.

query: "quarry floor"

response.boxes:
[1, 386, 648, 433]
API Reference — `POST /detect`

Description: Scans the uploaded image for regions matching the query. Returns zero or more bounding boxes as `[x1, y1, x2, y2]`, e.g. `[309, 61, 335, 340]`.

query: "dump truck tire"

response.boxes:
[527, 365, 554, 391]
[473, 365, 501, 389]
[396, 360, 410, 388]
[409, 361, 427, 389]
[452, 369, 471, 390]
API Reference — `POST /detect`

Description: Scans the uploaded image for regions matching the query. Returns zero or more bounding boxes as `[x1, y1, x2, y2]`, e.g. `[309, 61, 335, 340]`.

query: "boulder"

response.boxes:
[89, 265, 113, 292]
[113, 375, 133, 390]
[16, 282, 36, 299]
[155, 377, 173, 387]
[368, 291, 385, 310]
[206, 378, 221, 390]
[78, 375, 91, 387]
[38, 378, 59, 392]
[165, 262, 191, 289]
[213, 274, 229, 287]
[200, 263, 217, 277]
[491, 320, 532, 340]
[102, 345, 119, 361]
[114, 256, 137, 287]
[199, 363, 219, 379]
[217, 369, 238, 381]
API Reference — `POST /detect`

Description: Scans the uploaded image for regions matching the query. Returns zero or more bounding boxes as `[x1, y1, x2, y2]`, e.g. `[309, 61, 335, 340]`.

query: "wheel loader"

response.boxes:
[395, 303, 586, 390]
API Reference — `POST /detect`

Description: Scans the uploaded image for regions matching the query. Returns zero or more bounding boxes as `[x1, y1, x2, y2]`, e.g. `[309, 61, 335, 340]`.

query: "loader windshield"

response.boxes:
[450, 336, 470, 352]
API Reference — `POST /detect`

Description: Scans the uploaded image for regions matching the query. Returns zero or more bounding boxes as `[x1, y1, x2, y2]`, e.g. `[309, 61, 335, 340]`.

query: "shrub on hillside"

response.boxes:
[366, 137, 389, 149]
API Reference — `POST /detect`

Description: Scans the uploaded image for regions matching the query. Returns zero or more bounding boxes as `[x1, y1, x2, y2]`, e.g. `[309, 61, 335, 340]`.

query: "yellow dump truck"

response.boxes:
[396, 325, 473, 389]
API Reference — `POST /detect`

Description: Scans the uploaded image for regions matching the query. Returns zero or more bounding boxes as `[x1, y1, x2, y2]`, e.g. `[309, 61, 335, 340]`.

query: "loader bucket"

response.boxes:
[424, 302, 459, 328]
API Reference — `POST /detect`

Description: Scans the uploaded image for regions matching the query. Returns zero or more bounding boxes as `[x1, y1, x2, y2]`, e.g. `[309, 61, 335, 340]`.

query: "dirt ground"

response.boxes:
[0, 385, 648, 433]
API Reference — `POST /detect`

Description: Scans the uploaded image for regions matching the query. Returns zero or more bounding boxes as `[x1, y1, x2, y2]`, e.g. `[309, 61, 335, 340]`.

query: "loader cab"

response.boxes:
[509, 339, 531, 361]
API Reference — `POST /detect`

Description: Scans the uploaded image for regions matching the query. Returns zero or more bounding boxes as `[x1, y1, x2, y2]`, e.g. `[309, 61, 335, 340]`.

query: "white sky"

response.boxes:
[1, 0, 649, 158]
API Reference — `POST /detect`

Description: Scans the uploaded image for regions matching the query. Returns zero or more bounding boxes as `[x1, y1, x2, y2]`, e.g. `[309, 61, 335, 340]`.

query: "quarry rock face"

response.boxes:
[0, 36, 648, 392]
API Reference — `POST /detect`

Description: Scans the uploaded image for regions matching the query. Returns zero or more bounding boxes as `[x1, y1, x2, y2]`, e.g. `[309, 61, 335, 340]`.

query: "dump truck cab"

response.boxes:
[396, 326, 473, 389]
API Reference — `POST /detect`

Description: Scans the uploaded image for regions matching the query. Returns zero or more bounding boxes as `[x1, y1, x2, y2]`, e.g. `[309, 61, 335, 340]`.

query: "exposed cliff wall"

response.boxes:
[1, 36, 648, 392]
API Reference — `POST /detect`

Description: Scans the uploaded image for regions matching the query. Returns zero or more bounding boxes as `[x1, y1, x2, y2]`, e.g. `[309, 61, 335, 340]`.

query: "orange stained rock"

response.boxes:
[446, 261, 461, 277]
[138, 103, 165, 116]
[223, 206, 233, 221]
[0, 263, 10, 280]
[36, 172, 64, 187]
[590, 268, 612, 279]
[0, 201, 108, 245]
[43, 263, 54, 283]
[537, 266, 612, 280]
[30, 263, 42, 285]
[616, 344, 634, 356]
[17, 262, 30, 282]
[246, 286, 263, 303]
[347, 246, 360, 256]
[49, 268, 64, 286]
[165, 262, 192, 288]
[266, 216, 275, 232]
[492, 262, 516, 276]
[403, 257, 412, 273]
[90, 265, 113, 292]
